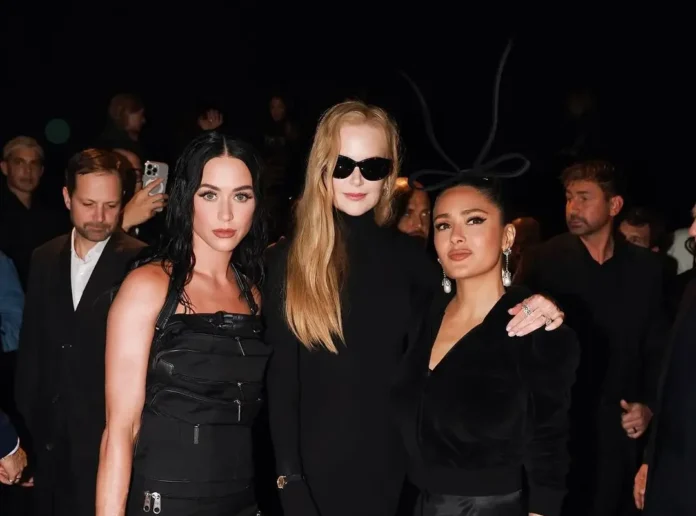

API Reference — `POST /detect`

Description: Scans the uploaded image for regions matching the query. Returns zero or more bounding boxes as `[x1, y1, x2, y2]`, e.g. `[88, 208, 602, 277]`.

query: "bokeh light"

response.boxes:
[45, 118, 71, 144]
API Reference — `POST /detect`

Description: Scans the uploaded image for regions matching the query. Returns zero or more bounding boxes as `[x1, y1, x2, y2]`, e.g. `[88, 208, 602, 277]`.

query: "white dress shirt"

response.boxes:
[70, 229, 110, 310]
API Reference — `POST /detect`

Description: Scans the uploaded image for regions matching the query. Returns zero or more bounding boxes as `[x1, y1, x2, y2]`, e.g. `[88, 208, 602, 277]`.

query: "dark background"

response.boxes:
[1, 5, 690, 236]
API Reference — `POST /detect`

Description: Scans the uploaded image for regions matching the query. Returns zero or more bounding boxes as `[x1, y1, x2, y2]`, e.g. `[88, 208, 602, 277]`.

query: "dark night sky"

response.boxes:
[0, 6, 690, 233]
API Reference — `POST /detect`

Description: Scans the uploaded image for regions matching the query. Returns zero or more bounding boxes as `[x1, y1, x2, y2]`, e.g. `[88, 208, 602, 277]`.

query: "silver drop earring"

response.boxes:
[502, 248, 512, 287]
[438, 259, 452, 294]
[442, 270, 452, 294]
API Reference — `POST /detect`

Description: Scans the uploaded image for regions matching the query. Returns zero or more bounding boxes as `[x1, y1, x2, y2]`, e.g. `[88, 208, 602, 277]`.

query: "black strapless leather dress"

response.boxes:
[127, 269, 269, 516]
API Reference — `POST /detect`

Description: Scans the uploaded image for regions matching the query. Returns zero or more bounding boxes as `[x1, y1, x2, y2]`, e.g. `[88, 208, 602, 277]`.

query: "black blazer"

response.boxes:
[515, 233, 668, 409]
[14, 230, 145, 512]
[0, 408, 18, 459]
[643, 277, 696, 514]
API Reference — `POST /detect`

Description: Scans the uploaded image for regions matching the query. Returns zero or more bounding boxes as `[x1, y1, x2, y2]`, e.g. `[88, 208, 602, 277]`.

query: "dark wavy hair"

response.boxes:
[436, 177, 510, 224]
[134, 132, 268, 309]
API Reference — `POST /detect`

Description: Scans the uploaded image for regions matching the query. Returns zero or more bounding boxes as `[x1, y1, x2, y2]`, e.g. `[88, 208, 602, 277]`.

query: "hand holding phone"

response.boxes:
[142, 161, 169, 212]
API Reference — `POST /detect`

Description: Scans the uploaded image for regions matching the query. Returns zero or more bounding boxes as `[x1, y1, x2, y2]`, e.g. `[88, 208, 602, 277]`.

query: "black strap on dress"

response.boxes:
[154, 265, 258, 334]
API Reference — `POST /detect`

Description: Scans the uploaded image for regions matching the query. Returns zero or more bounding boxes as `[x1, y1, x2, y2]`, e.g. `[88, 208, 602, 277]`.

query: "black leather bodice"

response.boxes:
[132, 268, 270, 497]
[145, 310, 268, 426]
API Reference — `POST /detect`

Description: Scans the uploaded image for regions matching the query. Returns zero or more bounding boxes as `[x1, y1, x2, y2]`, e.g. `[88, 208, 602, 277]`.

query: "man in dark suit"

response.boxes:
[0, 409, 27, 485]
[14, 149, 146, 516]
[515, 161, 669, 516]
[634, 211, 696, 515]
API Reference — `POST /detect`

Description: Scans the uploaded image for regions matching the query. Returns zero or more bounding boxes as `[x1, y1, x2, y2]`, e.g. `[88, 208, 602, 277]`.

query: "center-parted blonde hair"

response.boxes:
[285, 101, 401, 353]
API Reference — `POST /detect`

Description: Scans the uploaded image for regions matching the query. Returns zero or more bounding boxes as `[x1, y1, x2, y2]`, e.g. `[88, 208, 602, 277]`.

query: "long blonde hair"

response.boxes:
[284, 101, 401, 353]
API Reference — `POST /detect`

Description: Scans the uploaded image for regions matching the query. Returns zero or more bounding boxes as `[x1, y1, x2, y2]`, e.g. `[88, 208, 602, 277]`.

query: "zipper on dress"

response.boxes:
[235, 336, 246, 356]
[152, 492, 162, 514]
[142, 491, 151, 512]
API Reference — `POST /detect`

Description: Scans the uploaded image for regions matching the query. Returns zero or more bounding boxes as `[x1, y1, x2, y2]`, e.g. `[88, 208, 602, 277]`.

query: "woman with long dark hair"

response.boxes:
[96, 132, 269, 516]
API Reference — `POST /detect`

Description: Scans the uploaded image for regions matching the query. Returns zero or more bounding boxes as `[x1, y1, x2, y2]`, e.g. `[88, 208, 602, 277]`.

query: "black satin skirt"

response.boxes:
[414, 490, 524, 516]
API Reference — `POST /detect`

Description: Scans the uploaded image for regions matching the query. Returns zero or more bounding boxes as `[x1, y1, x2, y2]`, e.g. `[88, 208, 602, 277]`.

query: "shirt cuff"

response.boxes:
[1, 439, 19, 460]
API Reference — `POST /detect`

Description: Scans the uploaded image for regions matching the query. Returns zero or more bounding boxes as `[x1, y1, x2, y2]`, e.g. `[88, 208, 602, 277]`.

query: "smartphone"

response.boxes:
[143, 161, 169, 212]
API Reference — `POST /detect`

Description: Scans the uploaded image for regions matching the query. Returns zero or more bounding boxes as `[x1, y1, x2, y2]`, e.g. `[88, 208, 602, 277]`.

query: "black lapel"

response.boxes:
[75, 232, 127, 315]
[56, 237, 77, 316]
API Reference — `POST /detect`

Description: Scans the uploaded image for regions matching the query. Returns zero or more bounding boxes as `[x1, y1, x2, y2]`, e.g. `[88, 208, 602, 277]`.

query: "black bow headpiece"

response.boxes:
[401, 39, 530, 192]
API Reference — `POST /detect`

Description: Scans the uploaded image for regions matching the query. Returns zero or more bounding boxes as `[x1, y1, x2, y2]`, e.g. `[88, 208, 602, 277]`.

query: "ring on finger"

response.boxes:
[522, 304, 532, 317]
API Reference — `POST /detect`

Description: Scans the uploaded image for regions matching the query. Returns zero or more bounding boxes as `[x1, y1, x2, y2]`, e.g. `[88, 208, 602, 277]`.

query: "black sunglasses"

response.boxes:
[333, 155, 392, 181]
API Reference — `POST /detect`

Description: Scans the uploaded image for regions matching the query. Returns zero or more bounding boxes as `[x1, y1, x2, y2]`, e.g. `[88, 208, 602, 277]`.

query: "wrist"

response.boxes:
[121, 217, 133, 232]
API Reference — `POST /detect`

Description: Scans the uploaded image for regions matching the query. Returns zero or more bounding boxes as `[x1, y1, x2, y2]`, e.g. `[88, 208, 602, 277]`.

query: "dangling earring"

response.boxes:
[438, 259, 452, 293]
[502, 248, 512, 287]
[442, 270, 452, 294]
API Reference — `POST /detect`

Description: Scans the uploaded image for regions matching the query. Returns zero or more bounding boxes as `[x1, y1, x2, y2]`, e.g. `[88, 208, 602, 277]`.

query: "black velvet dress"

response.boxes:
[391, 287, 580, 516]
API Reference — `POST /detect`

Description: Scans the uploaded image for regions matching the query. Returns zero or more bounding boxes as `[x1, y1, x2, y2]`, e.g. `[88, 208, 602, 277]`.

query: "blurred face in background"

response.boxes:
[619, 220, 651, 249]
[397, 188, 431, 240]
[114, 148, 143, 193]
[1, 146, 43, 195]
[270, 97, 286, 122]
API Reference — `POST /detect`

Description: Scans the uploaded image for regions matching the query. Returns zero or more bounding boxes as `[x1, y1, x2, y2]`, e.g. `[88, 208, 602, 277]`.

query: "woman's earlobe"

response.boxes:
[504, 224, 517, 249]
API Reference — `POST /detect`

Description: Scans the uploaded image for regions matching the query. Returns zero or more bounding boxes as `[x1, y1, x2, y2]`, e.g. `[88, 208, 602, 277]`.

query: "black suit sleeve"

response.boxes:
[643, 277, 696, 466]
[522, 325, 580, 516]
[0, 409, 19, 459]
[262, 245, 320, 516]
[14, 247, 48, 434]
[641, 265, 671, 411]
[643, 420, 657, 466]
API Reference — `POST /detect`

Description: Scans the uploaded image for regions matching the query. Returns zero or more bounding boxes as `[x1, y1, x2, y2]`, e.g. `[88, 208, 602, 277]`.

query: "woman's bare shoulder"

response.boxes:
[116, 262, 170, 308]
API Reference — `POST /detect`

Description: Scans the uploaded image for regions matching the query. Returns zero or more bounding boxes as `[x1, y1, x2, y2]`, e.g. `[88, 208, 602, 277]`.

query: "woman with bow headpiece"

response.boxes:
[391, 42, 580, 516]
